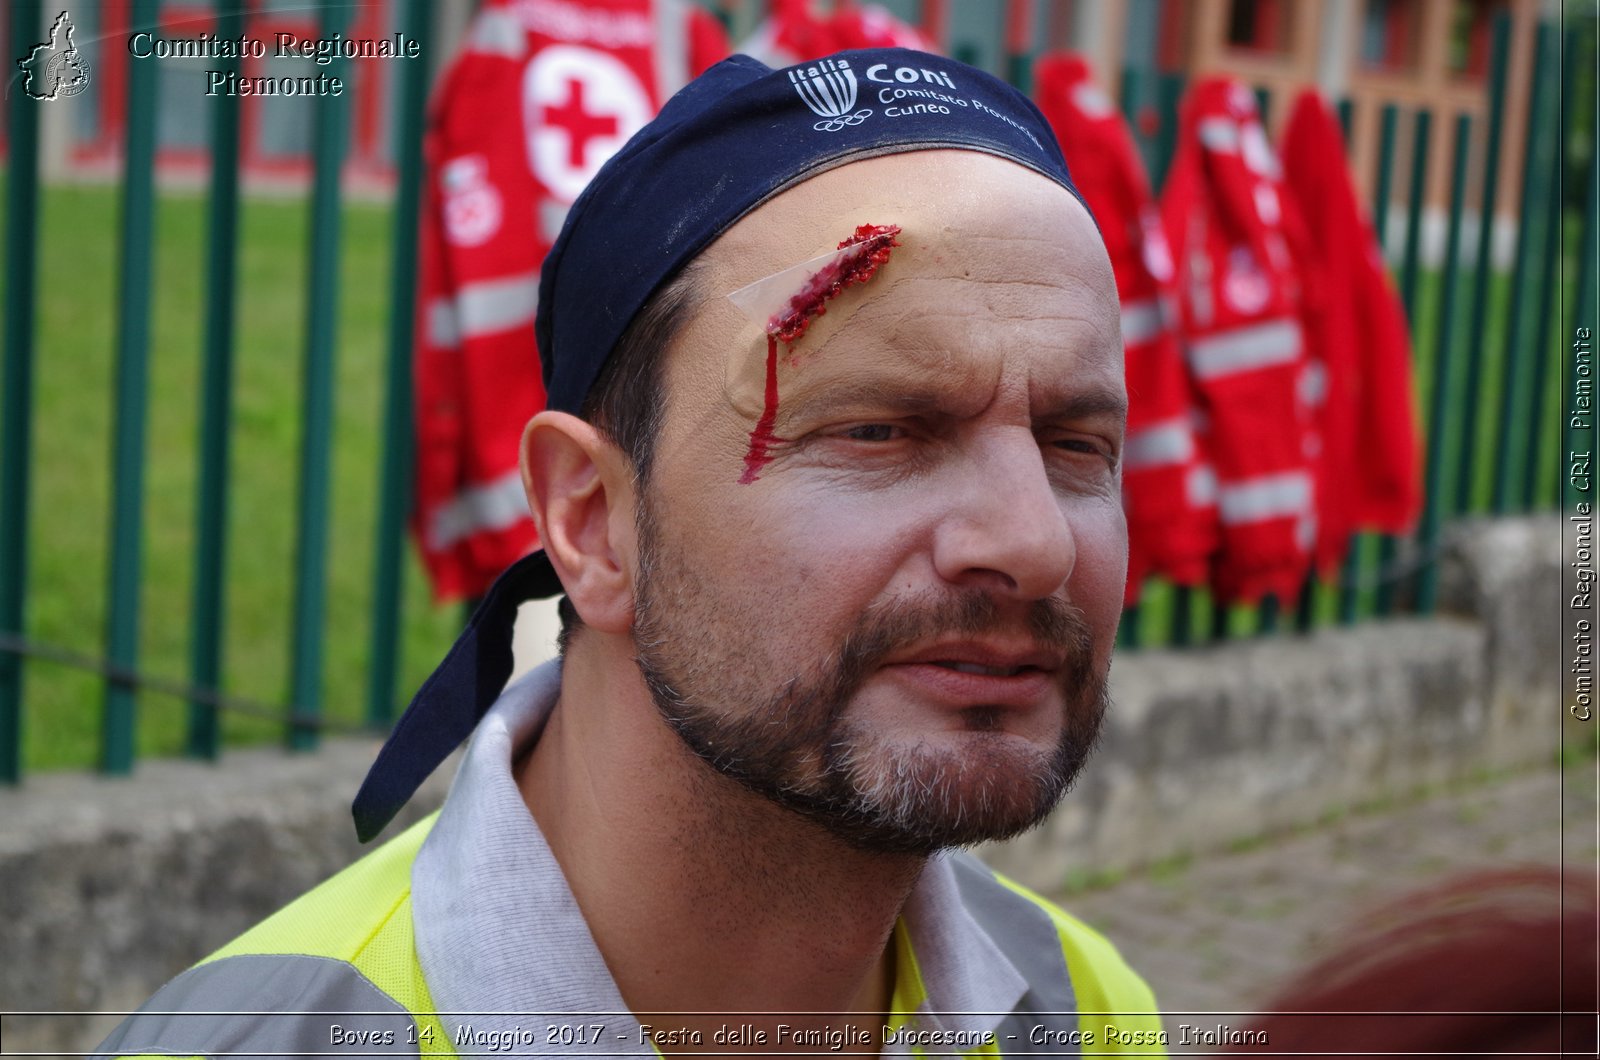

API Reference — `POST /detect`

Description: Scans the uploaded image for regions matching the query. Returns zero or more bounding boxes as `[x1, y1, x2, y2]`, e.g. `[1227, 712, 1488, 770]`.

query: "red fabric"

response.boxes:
[414, 0, 728, 601]
[1033, 54, 1214, 605]
[1161, 77, 1313, 604]
[743, 0, 937, 64]
[1281, 89, 1420, 571]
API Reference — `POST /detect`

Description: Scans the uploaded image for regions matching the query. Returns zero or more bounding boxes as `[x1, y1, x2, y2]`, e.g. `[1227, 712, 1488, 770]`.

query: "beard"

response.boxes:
[628, 493, 1110, 859]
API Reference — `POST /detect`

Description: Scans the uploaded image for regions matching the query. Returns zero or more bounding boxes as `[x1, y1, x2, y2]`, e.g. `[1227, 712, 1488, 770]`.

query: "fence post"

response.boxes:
[367, 0, 433, 729]
[1528, 25, 1583, 508]
[1493, 22, 1558, 512]
[1170, 586, 1195, 647]
[1208, 594, 1229, 642]
[1375, 106, 1433, 616]
[1397, 110, 1433, 338]
[287, 0, 352, 751]
[1572, 146, 1599, 495]
[1415, 114, 1475, 614]
[1152, 72, 1185, 189]
[187, 0, 245, 760]
[1339, 103, 1400, 625]
[1577, 121, 1599, 377]
[919, 0, 947, 46]
[1, 0, 44, 785]
[1453, 13, 1512, 515]
[1003, 0, 1037, 91]
[101, 0, 160, 775]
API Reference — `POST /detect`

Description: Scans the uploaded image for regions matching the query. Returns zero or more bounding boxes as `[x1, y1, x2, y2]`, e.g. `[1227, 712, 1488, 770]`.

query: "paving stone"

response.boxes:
[1051, 766, 1596, 1015]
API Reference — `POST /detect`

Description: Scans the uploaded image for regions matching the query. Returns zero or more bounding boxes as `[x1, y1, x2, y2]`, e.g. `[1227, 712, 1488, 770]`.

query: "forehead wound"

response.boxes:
[728, 225, 901, 335]
[730, 225, 902, 484]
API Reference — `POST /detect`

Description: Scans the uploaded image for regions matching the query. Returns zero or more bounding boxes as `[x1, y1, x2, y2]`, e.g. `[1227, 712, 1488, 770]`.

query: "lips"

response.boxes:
[935, 660, 1033, 677]
[880, 640, 1065, 710]
[889, 640, 1063, 675]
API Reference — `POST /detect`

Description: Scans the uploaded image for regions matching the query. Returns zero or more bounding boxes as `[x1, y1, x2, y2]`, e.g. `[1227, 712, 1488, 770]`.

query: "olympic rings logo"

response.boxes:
[813, 109, 873, 132]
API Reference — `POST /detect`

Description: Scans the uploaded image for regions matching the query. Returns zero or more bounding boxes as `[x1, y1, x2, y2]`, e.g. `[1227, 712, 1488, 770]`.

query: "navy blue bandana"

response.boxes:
[354, 47, 1086, 842]
[537, 47, 1083, 414]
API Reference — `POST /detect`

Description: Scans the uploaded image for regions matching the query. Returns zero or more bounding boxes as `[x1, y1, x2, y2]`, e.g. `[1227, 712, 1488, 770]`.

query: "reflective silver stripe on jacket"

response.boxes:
[1186, 318, 1302, 380]
[92, 953, 417, 1060]
[1123, 418, 1196, 470]
[1218, 470, 1313, 525]
[426, 272, 542, 351]
[949, 854, 1080, 1057]
[1119, 297, 1167, 348]
[426, 467, 530, 550]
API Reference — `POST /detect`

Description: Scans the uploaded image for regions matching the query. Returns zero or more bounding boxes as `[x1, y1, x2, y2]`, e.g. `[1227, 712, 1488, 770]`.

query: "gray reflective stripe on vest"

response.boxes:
[949, 854, 1079, 1057]
[92, 953, 417, 1060]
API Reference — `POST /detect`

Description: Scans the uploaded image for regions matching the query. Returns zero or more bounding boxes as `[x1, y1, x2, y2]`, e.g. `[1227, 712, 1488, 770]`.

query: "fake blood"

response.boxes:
[739, 335, 784, 484]
[740, 223, 902, 483]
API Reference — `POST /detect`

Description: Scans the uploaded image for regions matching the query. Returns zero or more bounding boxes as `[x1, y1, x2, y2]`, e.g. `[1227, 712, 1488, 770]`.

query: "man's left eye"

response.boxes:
[843, 424, 903, 442]
[1052, 438, 1108, 457]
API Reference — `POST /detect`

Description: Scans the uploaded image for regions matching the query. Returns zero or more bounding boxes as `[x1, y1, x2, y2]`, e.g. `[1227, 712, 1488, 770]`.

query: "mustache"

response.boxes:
[822, 589, 1098, 705]
[638, 586, 1099, 772]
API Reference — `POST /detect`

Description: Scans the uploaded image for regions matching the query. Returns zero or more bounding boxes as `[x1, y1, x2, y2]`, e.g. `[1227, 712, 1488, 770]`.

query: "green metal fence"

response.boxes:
[0, 1, 1594, 781]
[2, 0, 433, 777]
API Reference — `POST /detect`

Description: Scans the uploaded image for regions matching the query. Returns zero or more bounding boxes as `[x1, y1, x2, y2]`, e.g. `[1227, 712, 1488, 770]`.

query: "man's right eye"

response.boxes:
[842, 424, 903, 442]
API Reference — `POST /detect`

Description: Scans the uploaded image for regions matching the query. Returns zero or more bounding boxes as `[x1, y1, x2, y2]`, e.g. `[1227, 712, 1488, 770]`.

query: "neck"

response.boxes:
[518, 636, 925, 1053]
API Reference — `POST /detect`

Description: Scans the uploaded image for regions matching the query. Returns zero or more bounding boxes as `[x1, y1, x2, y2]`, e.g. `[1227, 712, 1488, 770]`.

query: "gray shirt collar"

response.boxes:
[411, 658, 1027, 1057]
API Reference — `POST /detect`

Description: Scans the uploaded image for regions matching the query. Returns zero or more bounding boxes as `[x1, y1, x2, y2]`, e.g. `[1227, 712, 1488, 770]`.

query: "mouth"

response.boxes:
[930, 660, 1044, 678]
[881, 656, 1060, 712]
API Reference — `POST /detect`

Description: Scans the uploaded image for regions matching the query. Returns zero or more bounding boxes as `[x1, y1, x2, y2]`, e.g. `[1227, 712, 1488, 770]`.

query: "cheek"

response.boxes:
[655, 473, 922, 636]
[750, 487, 927, 591]
[1066, 501, 1129, 635]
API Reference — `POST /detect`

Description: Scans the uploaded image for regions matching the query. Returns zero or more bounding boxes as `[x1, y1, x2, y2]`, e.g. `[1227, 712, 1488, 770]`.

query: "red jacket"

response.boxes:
[739, 0, 935, 65]
[1033, 54, 1214, 605]
[414, 0, 726, 600]
[1161, 77, 1314, 605]
[1280, 89, 1420, 572]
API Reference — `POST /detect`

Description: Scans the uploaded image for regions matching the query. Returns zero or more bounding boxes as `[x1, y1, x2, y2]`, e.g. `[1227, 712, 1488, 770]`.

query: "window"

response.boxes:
[1360, 0, 1422, 73]
[1226, 0, 1293, 54]
[1448, 0, 1507, 80]
[156, 56, 213, 151]
[152, 3, 216, 160]
[251, 55, 317, 159]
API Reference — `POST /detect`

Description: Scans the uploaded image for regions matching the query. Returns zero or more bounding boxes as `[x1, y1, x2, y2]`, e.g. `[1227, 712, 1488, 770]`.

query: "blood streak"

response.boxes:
[740, 223, 902, 483]
[739, 335, 783, 484]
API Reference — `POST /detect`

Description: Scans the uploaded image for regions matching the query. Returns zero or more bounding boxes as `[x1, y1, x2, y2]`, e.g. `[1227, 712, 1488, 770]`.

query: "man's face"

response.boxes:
[628, 151, 1126, 856]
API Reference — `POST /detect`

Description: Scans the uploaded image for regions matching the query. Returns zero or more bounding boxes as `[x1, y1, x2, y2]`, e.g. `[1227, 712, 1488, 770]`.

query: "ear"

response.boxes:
[520, 411, 637, 635]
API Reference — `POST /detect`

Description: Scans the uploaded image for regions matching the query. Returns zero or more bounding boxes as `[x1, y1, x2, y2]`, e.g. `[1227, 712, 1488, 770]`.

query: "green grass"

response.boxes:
[3, 181, 461, 771]
[1060, 864, 1127, 895]
[0, 175, 1588, 769]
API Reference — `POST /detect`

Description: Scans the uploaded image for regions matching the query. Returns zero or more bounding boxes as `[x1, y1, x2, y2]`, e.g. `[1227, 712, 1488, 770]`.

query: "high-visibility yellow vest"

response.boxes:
[94, 814, 1168, 1058]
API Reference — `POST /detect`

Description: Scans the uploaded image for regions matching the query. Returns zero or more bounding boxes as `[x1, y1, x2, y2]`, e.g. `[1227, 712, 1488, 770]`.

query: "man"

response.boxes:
[96, 48, 1163, 1059]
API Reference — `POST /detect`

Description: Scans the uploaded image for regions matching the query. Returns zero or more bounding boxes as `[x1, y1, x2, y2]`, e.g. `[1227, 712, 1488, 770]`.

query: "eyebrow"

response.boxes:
[1034, 389, 1129, 424]
[778, 375, 1128, 425]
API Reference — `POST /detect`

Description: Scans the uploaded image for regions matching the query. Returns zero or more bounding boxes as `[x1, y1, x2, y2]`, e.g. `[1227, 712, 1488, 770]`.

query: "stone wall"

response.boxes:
[983, 517, 1565, 886]
[0, 516, 1564, 1054]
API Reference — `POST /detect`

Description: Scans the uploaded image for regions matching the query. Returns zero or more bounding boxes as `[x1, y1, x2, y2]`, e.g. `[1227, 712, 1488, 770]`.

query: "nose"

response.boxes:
[930, 432, 1077, 600]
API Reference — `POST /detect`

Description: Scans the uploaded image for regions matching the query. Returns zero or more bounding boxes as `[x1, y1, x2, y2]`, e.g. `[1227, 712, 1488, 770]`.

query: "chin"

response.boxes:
[807, 725, 1081, 857]
[860, 676, 1072, 738]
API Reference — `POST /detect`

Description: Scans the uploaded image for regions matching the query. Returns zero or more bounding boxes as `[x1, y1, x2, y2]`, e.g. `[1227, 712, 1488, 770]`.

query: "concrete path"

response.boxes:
[1051, 766, 1598, 1017]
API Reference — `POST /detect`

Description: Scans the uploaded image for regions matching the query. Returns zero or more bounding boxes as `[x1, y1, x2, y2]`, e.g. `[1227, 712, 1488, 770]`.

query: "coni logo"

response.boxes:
[788, 58, 871, 132]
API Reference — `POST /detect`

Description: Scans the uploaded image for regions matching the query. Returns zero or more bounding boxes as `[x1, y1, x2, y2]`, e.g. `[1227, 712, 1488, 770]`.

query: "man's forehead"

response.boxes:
[778, 283, 1126, 408]
[672, 168, 1120, 456]
[649, 147, 1120, 469]
[698, 149, 1102, 292]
